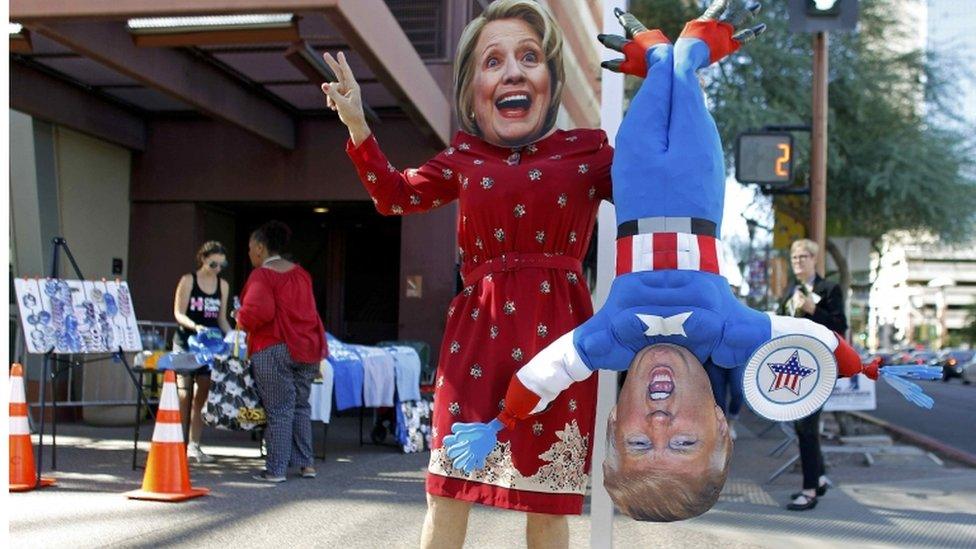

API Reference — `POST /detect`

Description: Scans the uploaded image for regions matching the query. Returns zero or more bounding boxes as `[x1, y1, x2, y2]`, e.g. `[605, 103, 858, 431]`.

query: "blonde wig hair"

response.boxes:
[453, 0, 564, 138]
[603, 417, 733, 522]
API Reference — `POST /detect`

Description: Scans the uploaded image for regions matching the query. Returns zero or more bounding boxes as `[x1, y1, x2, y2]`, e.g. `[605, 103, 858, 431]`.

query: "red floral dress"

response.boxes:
[346, 128, 612, 515]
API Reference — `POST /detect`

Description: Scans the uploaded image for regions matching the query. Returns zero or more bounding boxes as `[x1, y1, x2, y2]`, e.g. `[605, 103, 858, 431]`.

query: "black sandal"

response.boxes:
[787, 494, 818, 511]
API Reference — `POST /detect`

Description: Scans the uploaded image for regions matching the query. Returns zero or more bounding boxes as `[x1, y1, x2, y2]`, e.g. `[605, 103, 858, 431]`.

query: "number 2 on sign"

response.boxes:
[775, 143, 791, 177]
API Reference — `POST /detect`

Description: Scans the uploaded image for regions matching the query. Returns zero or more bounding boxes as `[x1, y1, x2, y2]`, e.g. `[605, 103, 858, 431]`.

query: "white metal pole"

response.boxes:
[590, 1, 626, 547]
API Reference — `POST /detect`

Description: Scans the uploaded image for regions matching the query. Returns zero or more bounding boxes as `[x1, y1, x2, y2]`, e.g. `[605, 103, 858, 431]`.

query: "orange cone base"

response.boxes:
[125, 442, 209, 502]
[9, 477, 56, 493]
[124, 486, 209, 502]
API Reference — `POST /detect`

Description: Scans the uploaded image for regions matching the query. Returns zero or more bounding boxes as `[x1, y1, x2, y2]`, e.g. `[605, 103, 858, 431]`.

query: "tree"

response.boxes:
[627, 0, 976, 244]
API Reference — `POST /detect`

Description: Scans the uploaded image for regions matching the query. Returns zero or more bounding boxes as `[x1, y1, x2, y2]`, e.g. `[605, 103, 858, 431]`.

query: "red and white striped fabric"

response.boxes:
[616, 232, 721, 276]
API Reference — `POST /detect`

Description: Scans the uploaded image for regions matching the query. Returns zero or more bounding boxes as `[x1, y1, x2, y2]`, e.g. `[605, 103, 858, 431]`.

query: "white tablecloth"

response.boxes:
[309, 359, 334, 423]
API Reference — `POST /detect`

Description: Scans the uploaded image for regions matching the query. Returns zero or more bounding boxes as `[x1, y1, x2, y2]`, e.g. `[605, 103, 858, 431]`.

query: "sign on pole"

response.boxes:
[788, 0, 860, 33]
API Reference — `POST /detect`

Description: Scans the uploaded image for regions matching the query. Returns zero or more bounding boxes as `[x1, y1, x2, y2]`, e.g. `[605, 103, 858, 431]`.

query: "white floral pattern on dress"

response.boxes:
[432, 199, 442, 207]
[463, 285, 474, 297]
[475, 237, 484, 250]
[513, 204, 526, 218]
[494, 228, 506, 242]
[528, 169, 542, 181]
[569, 399, 577, 412]
[445, 147, 455, 155]
[498, 398, 506, 410]
[567, 272, 579, 284]
[481, 177, 494, 190]
[537, 323, 549, 338]
[460, 175, 469, 190]
[535, 230, 545, 244]
[450, 341, 460, 353]
[470, 364, 483, 379]
[448, 305, 456, 317]
[437, 375, 445, 388]
[470, 307, 480, 320]
[448, 402, 461, 416]
[540, 280, 551, 294]
[557, 194, 568, 208]
[549, 154, 562, 160]
[428, 421, 589, 495]
[442, 168, 453, 179]
[458, 142, 471, 151]
[391, 204, 403, 215]
[366, 171, 377, 183]
[569, 231, 577, 244]
[503, 301, 516, 315]
[512, 348, 524, 362]
[474, 159, 484, 165]
[588, 186, 596, 200]
[532, 422, 544, 436]
[489, 325, 499, 339]
[578, 163, 589, 174]
[526, 144, 538, 154]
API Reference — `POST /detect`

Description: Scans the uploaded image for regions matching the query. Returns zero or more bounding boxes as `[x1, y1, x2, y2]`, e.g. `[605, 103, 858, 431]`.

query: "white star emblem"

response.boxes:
[636, 312, 692, 337]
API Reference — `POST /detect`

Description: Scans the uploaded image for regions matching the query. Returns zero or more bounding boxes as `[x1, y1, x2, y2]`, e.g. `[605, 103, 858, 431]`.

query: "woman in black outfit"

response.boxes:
[173, 240, 233, 463]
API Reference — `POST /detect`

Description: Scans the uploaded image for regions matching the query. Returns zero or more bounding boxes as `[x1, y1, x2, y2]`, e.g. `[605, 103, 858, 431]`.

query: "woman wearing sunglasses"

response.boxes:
[173, 240, 233, 463]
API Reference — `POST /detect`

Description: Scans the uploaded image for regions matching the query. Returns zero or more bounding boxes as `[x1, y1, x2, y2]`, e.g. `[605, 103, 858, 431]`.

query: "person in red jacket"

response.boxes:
[236, 220, 327, 483]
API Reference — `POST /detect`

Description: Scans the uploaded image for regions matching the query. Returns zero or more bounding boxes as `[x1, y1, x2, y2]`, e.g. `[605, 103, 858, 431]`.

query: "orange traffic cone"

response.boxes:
[9, 363, 56, 492]
[125, 370, 209, 501]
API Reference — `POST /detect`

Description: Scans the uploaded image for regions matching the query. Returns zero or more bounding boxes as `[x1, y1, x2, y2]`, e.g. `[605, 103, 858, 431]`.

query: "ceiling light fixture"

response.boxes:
[126, 14, 299, 47]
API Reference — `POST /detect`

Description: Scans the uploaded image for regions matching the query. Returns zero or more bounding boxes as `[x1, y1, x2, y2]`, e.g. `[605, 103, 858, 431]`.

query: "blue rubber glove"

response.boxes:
[880, 367, 939, 409]
[442, 418, 505, 474]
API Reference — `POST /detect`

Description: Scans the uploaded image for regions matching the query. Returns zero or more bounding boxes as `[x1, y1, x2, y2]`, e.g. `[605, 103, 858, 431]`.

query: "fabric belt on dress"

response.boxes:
[461, 252, 583, 286]
[616, 217, 722, 276]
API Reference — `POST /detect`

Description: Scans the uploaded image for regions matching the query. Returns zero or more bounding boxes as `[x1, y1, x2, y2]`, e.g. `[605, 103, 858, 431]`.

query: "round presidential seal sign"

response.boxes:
[743, 334, 837, 422]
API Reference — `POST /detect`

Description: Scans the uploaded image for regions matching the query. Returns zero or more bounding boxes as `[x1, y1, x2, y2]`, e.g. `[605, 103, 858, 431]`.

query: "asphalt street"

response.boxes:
[868, 378, 976, 456]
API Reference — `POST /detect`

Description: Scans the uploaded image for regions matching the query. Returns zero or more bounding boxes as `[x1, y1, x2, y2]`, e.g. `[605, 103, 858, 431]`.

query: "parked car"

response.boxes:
[891, 349, 937, 365]
[940, 349, 975, 383]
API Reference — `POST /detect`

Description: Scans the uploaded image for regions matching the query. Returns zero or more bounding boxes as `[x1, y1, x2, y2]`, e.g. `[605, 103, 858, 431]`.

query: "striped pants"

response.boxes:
[251, 343, 318, 476]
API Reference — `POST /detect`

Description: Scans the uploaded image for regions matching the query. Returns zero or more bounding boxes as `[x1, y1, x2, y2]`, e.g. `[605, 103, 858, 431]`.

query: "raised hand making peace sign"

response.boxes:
[320, 51, 371, 146]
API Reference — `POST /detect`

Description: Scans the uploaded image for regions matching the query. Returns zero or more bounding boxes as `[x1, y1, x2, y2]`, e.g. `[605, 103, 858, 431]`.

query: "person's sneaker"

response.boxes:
[300, 466, 317, 479]
[252, 471, 286, 483]
[187, 443, 215, 464]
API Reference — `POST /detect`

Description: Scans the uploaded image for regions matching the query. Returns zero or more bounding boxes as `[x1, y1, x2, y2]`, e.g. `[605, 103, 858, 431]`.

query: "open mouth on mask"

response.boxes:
[495, 92, 532, 118]
[648, 366, 675, 401]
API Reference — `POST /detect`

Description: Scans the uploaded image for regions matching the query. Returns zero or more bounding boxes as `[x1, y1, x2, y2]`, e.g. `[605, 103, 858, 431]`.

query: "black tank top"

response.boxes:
[174, 273, 223, 349]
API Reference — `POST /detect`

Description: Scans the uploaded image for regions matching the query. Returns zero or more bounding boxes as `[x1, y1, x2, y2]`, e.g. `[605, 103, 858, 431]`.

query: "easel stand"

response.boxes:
[33, 237, 156, 487]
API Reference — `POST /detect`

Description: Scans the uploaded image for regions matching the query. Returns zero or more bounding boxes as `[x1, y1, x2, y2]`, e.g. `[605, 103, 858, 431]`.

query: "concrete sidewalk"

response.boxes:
[9, 410, 976, 548]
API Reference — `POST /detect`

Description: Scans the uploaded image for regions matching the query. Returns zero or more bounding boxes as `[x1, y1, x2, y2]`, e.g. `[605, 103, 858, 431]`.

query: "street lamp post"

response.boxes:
[928, 277, 956, 349]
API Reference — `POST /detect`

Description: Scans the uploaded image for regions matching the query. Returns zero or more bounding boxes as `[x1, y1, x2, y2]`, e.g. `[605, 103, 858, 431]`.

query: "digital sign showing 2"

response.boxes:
[735, 132, 794, 185]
